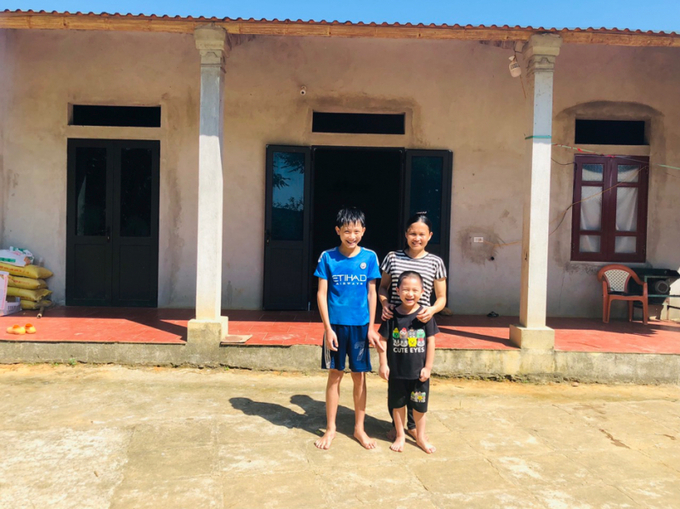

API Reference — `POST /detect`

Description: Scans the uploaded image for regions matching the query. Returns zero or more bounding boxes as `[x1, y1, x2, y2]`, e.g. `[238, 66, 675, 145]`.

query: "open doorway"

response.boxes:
[311, 147, 403, 266]
[310, 147, 403, 310]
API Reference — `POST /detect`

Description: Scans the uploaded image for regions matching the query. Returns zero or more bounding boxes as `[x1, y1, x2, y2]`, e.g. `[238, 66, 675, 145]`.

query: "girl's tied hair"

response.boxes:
[406, 212, 432, 232]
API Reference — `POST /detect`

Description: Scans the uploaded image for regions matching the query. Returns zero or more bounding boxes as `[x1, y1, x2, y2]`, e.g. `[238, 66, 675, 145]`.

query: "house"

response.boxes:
[1, 11, 679, 352]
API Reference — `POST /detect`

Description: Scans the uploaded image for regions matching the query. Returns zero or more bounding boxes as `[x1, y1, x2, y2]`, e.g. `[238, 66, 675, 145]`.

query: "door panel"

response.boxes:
[263, 146, 311, 310]
[404, 150, 452, 266]
[118, 244, 155, 302]
[113, 144, 160, 306]
[71, 244, 110, 302]
[67, 139, 159, 307]
[67, 144, 113, 305]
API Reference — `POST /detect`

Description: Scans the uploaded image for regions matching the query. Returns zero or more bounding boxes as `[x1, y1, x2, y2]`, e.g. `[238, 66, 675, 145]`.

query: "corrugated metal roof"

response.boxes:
[1, 9, 679, 46]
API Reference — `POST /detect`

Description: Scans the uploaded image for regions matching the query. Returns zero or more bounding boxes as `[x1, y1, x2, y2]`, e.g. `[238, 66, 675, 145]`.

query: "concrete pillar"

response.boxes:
[509, 34, 562, 350]
[188, 25, 229, 345]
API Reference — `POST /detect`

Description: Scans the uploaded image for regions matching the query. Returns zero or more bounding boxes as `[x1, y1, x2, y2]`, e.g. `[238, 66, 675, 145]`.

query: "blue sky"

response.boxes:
[3, 0, 680, 32]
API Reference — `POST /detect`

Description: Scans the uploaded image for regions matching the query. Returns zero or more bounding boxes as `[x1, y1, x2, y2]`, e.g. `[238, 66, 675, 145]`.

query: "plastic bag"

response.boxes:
[0, 271, 8, 311]
[20, 299, 52, 310]
[8, 275, 47, 290]
[0, 262, 53, 280]
[0, 247, 34, 267]
[6, 287, 52, 302]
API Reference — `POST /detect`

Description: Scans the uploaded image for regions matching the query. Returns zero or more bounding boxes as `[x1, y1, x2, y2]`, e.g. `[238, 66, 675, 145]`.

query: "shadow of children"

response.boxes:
[290, 394, 392, 443]
[229, 394, 391, 443]
[229, 396, 321, 436]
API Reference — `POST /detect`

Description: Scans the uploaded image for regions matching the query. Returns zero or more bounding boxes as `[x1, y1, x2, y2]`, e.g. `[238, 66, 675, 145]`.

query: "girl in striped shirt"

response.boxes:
[379, 213, 448, 323]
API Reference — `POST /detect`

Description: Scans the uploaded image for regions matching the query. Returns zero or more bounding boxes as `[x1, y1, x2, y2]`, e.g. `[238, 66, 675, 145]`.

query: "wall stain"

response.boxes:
[458, 227, 502, 265]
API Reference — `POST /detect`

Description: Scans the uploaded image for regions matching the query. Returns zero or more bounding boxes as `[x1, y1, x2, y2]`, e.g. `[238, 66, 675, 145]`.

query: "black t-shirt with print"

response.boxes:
[378, 306, 438, 380]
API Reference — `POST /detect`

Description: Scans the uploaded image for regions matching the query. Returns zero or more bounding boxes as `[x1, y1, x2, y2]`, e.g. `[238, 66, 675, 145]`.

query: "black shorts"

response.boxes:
[388, 378, 430, 414]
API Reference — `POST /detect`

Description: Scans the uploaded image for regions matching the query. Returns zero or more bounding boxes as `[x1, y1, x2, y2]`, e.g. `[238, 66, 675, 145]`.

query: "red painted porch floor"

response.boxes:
[1, 307, 680, 354]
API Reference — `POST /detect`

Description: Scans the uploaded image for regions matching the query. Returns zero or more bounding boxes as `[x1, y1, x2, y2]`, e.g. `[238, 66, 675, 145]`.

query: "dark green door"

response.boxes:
[404, 150, 453, 267]
[263, 146, 311, 310]
[66, 139, 160, 306]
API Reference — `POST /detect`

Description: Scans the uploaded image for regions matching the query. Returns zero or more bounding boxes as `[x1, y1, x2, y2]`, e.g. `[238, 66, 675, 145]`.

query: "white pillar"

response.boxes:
[188, 25, 228, 345]
[510, 34, 562, 350]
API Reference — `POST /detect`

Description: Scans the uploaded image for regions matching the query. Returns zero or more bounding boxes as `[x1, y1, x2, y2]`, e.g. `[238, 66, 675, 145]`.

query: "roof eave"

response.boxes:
[1, 11, 679, 47]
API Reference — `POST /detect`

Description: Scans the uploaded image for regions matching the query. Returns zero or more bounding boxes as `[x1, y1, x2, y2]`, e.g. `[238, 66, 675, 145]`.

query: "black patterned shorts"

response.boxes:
[388, 378, 429, 414]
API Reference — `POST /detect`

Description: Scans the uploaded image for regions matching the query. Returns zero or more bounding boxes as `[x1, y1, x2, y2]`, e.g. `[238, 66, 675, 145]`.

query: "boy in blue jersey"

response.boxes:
[314, 207, 383, 450]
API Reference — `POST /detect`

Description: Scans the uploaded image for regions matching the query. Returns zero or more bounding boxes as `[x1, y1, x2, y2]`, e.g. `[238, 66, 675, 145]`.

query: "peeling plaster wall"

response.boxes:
[3, 30, 199, 306]
[550, 45, 680, 317]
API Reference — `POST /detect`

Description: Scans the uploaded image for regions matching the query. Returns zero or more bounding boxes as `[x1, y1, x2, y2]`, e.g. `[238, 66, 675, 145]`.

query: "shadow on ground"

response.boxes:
[230, 394, 392, 443]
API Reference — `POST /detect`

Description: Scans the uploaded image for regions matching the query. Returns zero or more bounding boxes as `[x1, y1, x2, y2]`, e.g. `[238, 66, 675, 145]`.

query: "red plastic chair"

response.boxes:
[597, 265, 648, 324]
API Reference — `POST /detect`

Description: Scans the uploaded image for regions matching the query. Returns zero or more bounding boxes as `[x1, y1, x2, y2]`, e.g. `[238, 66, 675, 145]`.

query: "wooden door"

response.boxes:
[263, 146, 311, 310]
[66, 139, 159, 306]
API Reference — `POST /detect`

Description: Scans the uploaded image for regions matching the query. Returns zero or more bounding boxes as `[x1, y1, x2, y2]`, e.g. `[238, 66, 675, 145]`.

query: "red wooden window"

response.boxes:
[571, 155, 649, 262]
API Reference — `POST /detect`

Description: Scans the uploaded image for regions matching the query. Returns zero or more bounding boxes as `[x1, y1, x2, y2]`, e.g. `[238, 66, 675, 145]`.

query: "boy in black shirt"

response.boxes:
[378, 270, 437, 454]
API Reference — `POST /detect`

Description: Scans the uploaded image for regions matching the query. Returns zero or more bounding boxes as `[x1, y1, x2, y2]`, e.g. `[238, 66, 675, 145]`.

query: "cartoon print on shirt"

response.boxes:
[408, 328, 417, 348]
[392, 327, 427, 353]
[417, 328, 425, 347]
[399, 328, 408, 348]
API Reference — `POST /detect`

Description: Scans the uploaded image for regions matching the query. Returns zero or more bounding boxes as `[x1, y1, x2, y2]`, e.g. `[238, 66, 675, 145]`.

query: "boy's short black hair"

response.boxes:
[336, 207, 366, 228]
[397, 270, 423, 288]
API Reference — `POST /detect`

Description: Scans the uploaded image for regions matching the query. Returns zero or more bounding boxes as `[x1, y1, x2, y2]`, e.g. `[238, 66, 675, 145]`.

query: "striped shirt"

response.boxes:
[380, 250, 447, 307]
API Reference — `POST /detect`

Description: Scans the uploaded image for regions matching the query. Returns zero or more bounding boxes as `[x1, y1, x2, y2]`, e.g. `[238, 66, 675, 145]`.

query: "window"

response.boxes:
[571, 155, 649, 262]
[575, 120, 646, 145]
[71, 105, 161, 127]
[312, 112, 405, 134]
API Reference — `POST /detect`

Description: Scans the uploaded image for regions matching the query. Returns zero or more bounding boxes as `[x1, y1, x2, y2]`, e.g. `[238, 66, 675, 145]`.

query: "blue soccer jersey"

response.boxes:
[314, 247, 381, 326]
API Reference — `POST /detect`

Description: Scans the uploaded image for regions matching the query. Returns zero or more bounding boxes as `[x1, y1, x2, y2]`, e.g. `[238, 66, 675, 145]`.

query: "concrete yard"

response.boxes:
[0, 364, 679, 508]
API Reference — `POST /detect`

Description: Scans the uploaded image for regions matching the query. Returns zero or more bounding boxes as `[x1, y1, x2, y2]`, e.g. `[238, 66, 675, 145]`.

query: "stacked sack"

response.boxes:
[0, 248, 54, 310]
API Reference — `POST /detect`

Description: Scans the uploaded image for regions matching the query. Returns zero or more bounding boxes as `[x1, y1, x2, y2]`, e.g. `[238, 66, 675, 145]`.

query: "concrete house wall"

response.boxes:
[1, 30, 200, 307]
[1, 27, 679, 316]
[550, 44, 680, 317]
[0, 29, 12, 247]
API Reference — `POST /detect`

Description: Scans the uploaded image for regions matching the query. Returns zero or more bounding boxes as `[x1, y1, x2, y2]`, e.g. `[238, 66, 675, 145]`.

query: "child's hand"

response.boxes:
[416, 306, 435, 323]
[381, 302, 395, 320]
[325, 329, 339, 351]
[379, 363, 390, 381]
[367, 329, 384, 352]
[419, 367, 431, 382]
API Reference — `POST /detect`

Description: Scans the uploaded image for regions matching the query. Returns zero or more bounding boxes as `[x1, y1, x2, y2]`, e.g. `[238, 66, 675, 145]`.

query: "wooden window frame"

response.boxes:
[571, 155, 649, 263]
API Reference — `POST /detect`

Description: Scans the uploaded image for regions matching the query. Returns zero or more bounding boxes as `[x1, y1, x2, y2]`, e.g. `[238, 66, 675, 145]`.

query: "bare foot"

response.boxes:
[390, 436, 406, 452]
[407, 429, 429, 442]
[354, 429, 376, 449]
[315, 430, 336, 450]
[416, 438, 436, 454]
